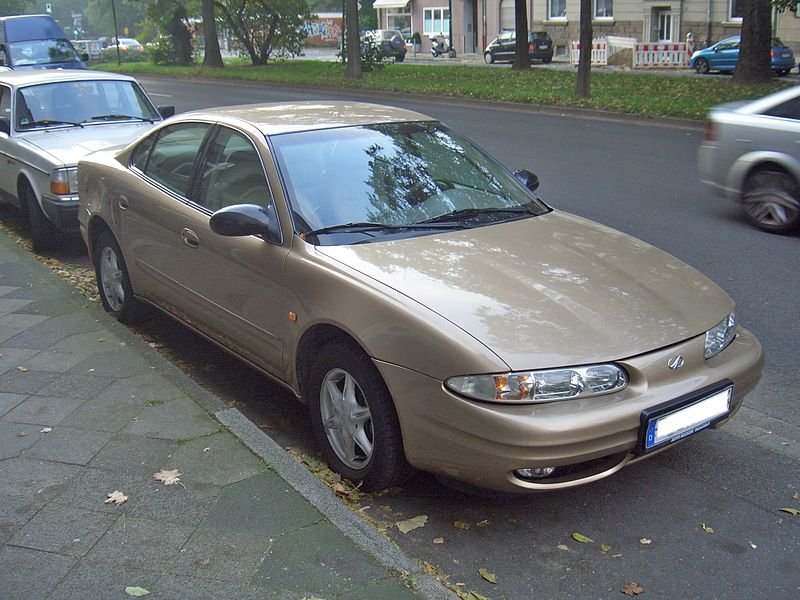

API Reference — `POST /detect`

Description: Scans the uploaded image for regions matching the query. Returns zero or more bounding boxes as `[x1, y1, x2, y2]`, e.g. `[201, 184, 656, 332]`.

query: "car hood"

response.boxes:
[317, 211, 732, 370]
[19, 122, 155, 166]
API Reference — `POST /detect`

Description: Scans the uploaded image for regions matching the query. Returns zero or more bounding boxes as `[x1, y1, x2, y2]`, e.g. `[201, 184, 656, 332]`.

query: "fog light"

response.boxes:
[515, 467, 556, 480]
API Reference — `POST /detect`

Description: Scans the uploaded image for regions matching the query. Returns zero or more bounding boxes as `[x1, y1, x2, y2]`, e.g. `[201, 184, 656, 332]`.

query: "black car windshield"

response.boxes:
[271, 121, 549, 245]
[15, 80, 160, 130]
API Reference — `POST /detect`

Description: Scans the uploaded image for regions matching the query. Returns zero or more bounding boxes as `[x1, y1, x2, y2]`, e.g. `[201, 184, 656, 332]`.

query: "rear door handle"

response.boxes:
[181, 228, 199, 248]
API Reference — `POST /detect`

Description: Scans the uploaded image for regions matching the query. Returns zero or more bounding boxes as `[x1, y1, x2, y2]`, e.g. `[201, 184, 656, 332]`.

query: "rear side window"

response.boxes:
[762, 97, 800, 120]
[136, 123, 210, 197]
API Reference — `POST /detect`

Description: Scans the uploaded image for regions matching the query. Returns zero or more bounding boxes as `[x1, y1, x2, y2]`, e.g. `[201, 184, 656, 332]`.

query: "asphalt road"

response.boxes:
[38, 77, 800, 599]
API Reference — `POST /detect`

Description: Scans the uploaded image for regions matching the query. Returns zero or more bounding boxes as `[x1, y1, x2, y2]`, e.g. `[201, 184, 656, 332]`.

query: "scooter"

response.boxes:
[431, 36, 455, 58]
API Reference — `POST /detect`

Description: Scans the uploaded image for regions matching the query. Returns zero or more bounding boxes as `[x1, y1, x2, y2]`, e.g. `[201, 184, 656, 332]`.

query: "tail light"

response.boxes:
[528, 42, 534, 53]
[770, 50, 777, 59]
[704, 120, 716, 142]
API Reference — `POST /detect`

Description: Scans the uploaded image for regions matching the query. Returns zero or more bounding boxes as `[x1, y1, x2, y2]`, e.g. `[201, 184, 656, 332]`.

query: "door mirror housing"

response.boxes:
[513, 169, 540, 192]
[210, 204, 279, 242]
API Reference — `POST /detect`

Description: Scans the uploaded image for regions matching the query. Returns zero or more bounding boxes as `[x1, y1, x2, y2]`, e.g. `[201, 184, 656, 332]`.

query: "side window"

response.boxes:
[141, 123, 210, 197]
[763, 97, 800, 120]
[194, 127, 274, 213]
[0, 85, 10, 123]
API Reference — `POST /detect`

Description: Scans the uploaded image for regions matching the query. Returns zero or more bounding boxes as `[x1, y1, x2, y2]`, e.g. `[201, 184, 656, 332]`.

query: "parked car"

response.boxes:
[698, 85, 800, 234]
[111, 37, 145, 53]
[0, 14, 85, 70]
[0, 70, 174, 251]
[690, 35, 795, 76]
[362, 29, 406, 62]
[78, 101, 763, 493]
[484, 31, 554, 64]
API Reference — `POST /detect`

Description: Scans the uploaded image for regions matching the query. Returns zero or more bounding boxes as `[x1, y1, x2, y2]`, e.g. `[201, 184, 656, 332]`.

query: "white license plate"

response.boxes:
[644, 386, 732, 451]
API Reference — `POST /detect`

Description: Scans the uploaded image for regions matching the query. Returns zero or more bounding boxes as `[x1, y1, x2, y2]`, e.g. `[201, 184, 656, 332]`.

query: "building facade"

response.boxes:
[374, 0, 800, 59]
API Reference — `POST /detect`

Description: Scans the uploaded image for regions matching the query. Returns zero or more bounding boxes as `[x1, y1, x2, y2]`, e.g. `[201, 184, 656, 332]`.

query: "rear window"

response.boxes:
[772, 38, 787, 48]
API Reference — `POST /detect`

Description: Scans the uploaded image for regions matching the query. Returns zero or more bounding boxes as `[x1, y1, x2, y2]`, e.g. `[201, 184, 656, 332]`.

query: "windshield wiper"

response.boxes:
[85, 114, 154, 123]
[417, 205, 536, 225]
[24, 119, 83, 128]
[302, 221, 466, 239]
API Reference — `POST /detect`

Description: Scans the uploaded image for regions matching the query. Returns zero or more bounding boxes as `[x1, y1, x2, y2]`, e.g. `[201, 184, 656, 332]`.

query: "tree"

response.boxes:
[146, 0, 194, 64]
[84, 0, 148, 38]
[215, 0, 311, 65]
[512, 0, 530, 70]
[0, 0, 32, 17]
[732, 0, 772, 84]
[343, 0, 360, 78]
[576, 0, 592, 97]
[201, 0, 224, 67]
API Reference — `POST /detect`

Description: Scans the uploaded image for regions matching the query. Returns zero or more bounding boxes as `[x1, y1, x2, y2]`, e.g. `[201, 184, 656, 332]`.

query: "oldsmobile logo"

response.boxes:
[667, 355, 686, 370]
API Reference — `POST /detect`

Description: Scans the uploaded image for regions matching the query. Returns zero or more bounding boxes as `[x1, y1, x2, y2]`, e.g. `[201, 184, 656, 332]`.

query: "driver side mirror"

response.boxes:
[209, 203, 279, 243]
[513, 169, 540, 192]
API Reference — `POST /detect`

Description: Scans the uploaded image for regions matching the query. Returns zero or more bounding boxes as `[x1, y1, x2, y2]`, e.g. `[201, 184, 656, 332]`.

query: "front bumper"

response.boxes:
[41, 194, 80, 233]
[377, 326, 763, 493]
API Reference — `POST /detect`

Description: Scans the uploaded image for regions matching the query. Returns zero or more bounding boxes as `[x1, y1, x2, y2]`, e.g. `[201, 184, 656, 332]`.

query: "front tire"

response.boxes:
[694, 58, 709, 74]
[484, 52, 494, 64]
[93, 231, 144, 322]
[21, 183, 56, 253]
[307, 341, 412, 491]
[742, 169, 800, 234]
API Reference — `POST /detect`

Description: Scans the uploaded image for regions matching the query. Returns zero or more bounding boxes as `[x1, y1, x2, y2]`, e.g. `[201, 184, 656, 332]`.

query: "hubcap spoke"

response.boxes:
[320, 368, 374, 470]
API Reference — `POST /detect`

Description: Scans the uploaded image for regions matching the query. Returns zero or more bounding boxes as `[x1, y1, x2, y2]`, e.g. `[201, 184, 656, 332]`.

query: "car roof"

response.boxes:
[178, 101, 433, 136]
[0, 69, 137, 87]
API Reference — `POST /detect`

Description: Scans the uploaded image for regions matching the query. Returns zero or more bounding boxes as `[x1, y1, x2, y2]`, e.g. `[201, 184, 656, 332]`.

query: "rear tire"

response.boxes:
[94, 231, 145, 323]
[694, 58, 709, 74]
[21, 183, 56, 253]
[742, 169, 800, 234]
[307, 341, 413, 491]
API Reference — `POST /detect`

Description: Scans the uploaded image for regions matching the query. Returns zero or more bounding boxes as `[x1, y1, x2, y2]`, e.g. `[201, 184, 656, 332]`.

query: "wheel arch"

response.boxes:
[295, 323, 366, 401]
[15, 173, 42, 216]
[85, 215, 115, 266]
[728, 152, 800, 199]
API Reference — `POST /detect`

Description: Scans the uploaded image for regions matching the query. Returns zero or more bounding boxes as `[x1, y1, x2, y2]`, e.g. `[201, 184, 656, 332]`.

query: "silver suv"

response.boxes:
[698, 86, 800, 234]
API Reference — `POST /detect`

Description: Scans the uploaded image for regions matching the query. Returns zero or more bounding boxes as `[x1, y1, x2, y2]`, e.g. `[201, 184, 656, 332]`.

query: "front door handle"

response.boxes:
[118, 195, 129, 210]
[181, 228, 199, 248]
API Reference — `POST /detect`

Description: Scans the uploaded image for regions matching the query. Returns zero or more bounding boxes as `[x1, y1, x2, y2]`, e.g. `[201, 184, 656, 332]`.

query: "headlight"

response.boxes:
[50, 168, 78, 196]
[704, 313, 736, 359]
[445, 364, 628, 404]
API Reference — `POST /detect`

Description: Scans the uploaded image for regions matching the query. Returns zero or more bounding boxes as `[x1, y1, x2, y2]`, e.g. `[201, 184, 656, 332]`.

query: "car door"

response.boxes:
[713, 39, 739, 71]
[497, 31, 514, 61]
[0, 83, 14, 203]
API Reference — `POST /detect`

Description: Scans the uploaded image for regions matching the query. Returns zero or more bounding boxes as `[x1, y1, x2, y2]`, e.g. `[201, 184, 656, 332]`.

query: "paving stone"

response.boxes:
[123, 397, 220, 441]
[25, 311, 106, 337]
[25, 426, 115, 465]
[0, 369, 60, 394]
[0, 421, 45, 459]
[84, 516, 195, 571]
[344, 578, 419, 599]
[50, 330, 125, 354]
[0, 298, 34, 317]
[0, 285, 19, 297]
[1, 328, 74, 350]
[164, 431, 267, 486]
[253, 521, 390, 597]
[203, 472, 321, 538]
[1, 395, 87, 426]
[49, 561, 162, 600]
[36, 372, 114, 400]
[48, 468, 149, 515]
[92, 373, 186, 406]
[23, 350, 99, 373]
[152, 574, 264, 600]
[10, 504, 117, 557]
[0, 545, 78, 600]
[0, 313, 50, 329]
[0, 457, 81, 504]
[168, 529, 271, 582]
[88, 433, 176, 475]
[59, 395, 145, 433]
[5, 297, 85, 317]
[0, 347, 39, 370]
[0, 392, 27, 417]
[125, 480, 223, 527]
[68, 348, 155, 379]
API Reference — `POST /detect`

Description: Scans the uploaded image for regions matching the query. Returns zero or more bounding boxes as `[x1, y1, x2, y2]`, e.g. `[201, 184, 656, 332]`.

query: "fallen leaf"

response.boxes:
[396, 515, 428, 533]
[40, 427, 52, 433]
[433, 537, 444, 544]
[453, 520, 471, 530]
[476, 519, 490, 527]
[479, 568, 497, 584]
[572, 532, 593, 544]
[202, 447, 210, 452]
[17, 431, 28, 437]
[639, 538, 652, 545]
[792, 492, 799, 500]
[152, 469, 182, 486]
[748, 540, 757, 549]
[556, 544, 569, 551]
[124, 587, 150, 597]
[778, 508, 799, 516]
[105, 490, 128, 505]
[701, 523, 714, 534]
[600, 544, 612, 554]
[17, 366, 29, 372]
[621, 581, 645, 596]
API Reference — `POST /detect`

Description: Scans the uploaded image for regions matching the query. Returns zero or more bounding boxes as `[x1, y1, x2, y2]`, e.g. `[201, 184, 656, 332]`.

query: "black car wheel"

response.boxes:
[94, 231, 145, 322]
[20, 182, 56, 253]
[484, 51, 494, 64]
[308, 340, 412, 491]
[695, 58, 710, 74]
[742, 168, 800, 234]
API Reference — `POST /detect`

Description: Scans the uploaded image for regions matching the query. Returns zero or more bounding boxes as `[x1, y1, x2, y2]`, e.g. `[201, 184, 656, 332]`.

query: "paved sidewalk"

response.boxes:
[0, 232, 448, 599]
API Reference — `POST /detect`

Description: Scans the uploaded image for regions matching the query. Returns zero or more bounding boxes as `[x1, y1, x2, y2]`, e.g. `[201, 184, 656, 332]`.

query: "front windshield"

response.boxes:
[271, 121, 549, 244]
[8, 39, 81, 67]
[15, 80, 160, 130]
